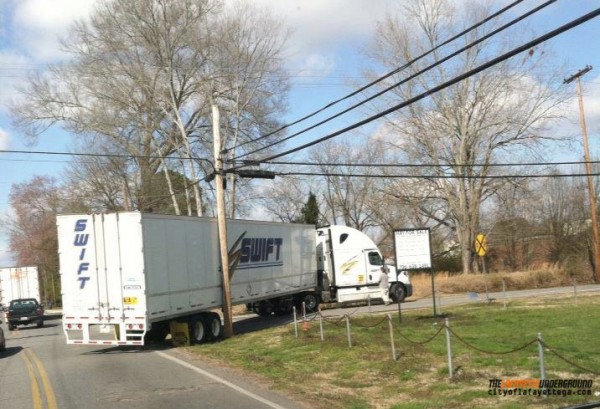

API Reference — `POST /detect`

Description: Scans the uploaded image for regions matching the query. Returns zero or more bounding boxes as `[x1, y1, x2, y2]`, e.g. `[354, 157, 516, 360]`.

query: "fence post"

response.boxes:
[397, 297, 402, 324]
[345, 315, 352, 348]
[319, 306, 324, 341]
[573, 278, 578, 305]
[293, 306, 298, 338]
[538, 333, 546, 381]
[445, 318, 453, 378]
[502, 278, 507, 310]
[388, 314, 397, 361]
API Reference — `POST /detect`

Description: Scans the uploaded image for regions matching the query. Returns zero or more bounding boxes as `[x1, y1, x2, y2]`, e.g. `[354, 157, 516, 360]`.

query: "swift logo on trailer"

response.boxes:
[73, 219, 91, 289]
[240, 238, 283, 266]
[226, 233, 284, 279]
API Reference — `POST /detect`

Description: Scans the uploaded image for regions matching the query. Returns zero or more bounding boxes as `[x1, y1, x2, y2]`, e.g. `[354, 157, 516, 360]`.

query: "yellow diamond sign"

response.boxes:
[474, 234, 487, 257]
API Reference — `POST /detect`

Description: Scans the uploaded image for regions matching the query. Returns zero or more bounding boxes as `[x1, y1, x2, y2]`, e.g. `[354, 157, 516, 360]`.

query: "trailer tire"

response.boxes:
[389, 283, 407, 303]
[189, 315, 208, 344]
[257, 300, 274, 317]
[206, 313, 222, 340]
[274, 298, 293, 316]
[145, 323, 169, 343]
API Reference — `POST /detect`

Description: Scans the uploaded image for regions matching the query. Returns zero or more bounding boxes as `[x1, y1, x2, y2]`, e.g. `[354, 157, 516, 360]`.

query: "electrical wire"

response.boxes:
[0, 149, 215, 171]
[270, 171, 600, 179]
[229, 0, 528, 153]
[233, 159, 600, 168]
[236, 8, 600, 167]
[231, 0, 558, 162]
[5, 149, 597, 171]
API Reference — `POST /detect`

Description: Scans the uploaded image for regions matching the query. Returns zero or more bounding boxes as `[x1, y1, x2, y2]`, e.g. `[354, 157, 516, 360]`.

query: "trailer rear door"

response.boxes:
[58, 213, 147, 345]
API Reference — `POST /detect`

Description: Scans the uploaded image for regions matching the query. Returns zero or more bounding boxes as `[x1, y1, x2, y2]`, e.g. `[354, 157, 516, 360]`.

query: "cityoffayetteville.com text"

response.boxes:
[488, 379, 594, 397]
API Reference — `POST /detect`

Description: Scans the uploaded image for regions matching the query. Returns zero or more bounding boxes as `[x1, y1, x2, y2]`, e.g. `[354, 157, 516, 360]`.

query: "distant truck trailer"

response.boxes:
[0, 266, 41, 307]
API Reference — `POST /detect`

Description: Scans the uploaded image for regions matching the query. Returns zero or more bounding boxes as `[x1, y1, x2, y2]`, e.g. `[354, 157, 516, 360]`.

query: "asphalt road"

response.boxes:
[0, 314, 309, 409]
[2, 284, 599, 409]
[319, 283, 600, 317]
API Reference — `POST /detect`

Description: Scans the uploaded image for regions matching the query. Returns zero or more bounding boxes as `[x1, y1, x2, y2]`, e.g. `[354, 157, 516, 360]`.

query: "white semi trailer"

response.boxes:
[57, 212, 412, 346]
[0, 266, 41, 307]
[57, 212, 317, 346]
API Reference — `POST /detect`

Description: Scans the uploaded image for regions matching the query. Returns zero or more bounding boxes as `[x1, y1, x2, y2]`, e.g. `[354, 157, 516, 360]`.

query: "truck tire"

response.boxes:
[297, 293, 319, 313]
[189, 315, 208, 344]
[206, 313, 222, 340]
[389, 283, 406, 303]
[8, 323, 16, 331]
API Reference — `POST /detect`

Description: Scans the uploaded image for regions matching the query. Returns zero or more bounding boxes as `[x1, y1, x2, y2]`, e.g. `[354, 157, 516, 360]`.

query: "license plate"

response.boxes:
[20, 317, 28, 321]
[123, 297, 138, 305]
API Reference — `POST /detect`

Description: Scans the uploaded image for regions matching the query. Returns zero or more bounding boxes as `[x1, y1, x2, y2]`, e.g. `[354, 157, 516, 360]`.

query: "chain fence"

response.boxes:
[290, 304, 599, 379]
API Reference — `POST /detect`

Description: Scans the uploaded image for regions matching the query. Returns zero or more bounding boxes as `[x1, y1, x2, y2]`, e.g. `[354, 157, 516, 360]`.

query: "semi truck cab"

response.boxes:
[316, 226, 413, 304]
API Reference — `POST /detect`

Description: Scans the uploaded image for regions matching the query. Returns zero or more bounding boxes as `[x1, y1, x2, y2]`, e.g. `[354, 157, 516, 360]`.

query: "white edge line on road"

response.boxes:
[155, 350, 288, 409]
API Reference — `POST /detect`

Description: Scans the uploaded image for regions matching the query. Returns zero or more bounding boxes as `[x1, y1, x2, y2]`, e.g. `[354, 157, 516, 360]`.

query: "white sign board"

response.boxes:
[394, 229, 432, 270]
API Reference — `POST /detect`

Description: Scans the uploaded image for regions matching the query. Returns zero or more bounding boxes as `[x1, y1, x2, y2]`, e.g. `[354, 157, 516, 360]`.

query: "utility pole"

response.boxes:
[211, 95, 234, 338]
[564, 65, 600, 282]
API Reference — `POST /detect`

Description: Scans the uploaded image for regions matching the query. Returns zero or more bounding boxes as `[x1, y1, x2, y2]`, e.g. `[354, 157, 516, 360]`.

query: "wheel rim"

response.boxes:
[305, 295, 317, 311]
[210, 317, 221, 338]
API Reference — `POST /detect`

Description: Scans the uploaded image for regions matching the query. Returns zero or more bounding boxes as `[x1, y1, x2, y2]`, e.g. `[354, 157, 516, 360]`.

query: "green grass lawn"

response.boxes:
[187, 295, 600, 409]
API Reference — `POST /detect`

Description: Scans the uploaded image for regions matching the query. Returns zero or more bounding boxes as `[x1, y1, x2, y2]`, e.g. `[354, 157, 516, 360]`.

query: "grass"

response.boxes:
[187, 294, 600, 409]
[409, 264, 595, 298]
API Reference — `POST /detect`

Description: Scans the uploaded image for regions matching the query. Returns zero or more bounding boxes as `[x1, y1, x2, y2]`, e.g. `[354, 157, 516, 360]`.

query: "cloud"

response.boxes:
[0, 210, 14, 267]
[12, 0, 98, 62]
[0, 51, 32, 111]
[242, 0, 394, 75]
[296, 54, 337, 79]
[0, 128, 9, 150]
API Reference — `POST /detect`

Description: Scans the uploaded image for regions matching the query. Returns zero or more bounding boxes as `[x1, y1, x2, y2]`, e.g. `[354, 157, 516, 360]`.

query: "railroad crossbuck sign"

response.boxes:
[474, 233, 487, 257]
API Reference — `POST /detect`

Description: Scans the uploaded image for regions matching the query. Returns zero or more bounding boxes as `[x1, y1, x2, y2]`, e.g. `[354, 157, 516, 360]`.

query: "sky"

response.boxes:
[0, 0, 600, 266]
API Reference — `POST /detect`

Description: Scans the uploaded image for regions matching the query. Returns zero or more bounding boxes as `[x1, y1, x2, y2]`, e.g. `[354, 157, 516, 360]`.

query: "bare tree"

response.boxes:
[259, 176, 312, 223]
[536, 174, 589, 264]
[212, 2, 290, 218]
[11, 0, 289, 218]
[488, 181, 535, 270]
[366, 0, 568, 272]
[308, 136, 387, 231]
[5, 177, 88, 306]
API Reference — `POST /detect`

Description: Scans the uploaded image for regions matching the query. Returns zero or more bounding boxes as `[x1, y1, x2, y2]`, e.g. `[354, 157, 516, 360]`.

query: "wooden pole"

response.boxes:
[212, 97, 233, 339]
[565, 66, 600, 282]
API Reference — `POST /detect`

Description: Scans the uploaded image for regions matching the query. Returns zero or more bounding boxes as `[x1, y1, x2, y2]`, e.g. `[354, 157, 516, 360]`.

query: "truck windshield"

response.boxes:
[368, 252, 383, 266]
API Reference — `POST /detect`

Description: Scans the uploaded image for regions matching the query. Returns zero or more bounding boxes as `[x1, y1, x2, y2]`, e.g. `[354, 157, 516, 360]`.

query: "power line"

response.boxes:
[238, 159, 600, 168]
[0, 149, 214, 170]
[232, 0, 557, 162]
[273, 171, 600, 179]
[229, 0, 528, 154]
[3, 149, 598, 171]
[240, 8, 600, 166]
